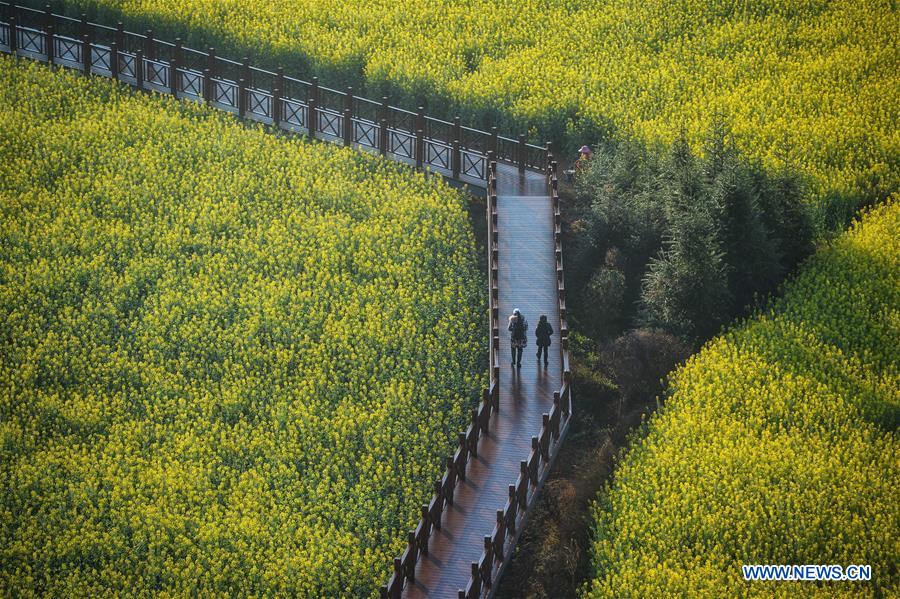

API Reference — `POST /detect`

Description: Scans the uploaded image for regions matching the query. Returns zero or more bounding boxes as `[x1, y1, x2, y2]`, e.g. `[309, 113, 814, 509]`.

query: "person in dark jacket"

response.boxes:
[535, 314, 553, 366]
[508, 308, 528, 367]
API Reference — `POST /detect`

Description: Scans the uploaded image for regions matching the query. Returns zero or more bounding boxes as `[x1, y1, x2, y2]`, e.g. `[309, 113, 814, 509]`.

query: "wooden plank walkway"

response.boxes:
[403, 164, 567, 598]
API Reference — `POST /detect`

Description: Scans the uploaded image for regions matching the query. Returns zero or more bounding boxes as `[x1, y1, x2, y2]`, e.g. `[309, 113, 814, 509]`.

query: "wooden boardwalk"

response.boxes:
[402, 164, 569, 598]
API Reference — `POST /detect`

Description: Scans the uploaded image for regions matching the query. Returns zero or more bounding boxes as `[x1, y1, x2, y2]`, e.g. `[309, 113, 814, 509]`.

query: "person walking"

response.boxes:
[508, 308, 528, 367]
[535, 314, 553, 366]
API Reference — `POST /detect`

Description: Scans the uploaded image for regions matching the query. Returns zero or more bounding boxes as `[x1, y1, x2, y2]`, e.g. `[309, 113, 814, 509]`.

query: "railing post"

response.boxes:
[518, 133, 526, 173]
[8, 16, 16, 54]
[553, 393, 562, 438]
[541, 415, 551, 461]
[308, 97, 318, 139]
[545, 141, 553, 170]
[206, 47, 216, 82]
[238, 78, 246, 117]
[507, 484, 517, 533]
[519, 461, 529, 504]
[308, 77, 319, 140]
[456, 432, 467, 480]
[379, 118, 388, 155]
[343, 86, 353, 145]
[483, 536, 493, 587]
[490, 126, 498, 157]
[415, 129, 424, 168]
[173, 38, 183, 64]
[202, 67, 211, 104]
[109, 42, 118, 80]
[393, 558, 402, 597]
[169, 56, 179, 96]
[144, 29, 154, 60]
[487, 150, 495, 184]
[241, 56, 250, 87]
[276, 66, 284, 94]
[406, 531, 417, 581]
[272, 86, 282, 125]
[79, 14, 87, 40]
[445, 457, 456, 504]
[416, 106, 425, 137]
[494, 510, 505, 559]
[170, 38, 182, 95]
[345, 86, 354, 112]
[135, 49, 144, 89]
[419, 504, 430, 554]
[43, 4, 53, 61]
[451, 116, 462, 177]
[343, 108, 352, 145]
[115, 22, 124, 54]
[380, 95, 389, 126]
[81, 34, 91, 76]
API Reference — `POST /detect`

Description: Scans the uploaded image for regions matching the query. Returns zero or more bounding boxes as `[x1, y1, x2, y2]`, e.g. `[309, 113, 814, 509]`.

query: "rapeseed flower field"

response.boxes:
[585, 199, 899, 597]
[72, 0, 899, 211]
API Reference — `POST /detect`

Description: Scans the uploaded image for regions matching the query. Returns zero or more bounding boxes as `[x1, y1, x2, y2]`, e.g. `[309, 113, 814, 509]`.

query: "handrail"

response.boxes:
[458, 159, 573, 598]
[377, 156, 503, 599]
[0, 1, 548, 187]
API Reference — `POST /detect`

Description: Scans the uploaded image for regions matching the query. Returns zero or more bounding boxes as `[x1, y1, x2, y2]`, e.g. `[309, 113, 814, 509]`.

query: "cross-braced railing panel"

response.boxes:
[55, 35, 80, 63]
[17, 27, 42, 54]
[355, 119, 379, 149]
[318, 107, 342, 138]
[144, 57, 168, 88]
[91, 45, 112, 74]
[179, 68, 203, 98]
[119, 52, 136, 79]
[282, 98, 307, 129]
[212, 79, 237, 108]
[247, 89, 272, 119]
[461, 150, 486, 180]
[426, 140, 452, 171]
[389, 129, 415, 160]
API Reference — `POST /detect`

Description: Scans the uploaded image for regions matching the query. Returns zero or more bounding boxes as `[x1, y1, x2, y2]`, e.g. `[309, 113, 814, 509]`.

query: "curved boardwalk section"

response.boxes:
[393, 163, 573, 598]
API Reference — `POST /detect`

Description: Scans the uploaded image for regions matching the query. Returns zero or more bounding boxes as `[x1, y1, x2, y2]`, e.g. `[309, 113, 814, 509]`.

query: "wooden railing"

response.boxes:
[378, 158, 503, 599]
[458, 159, 573, 599]
[0, 2, 548, 188]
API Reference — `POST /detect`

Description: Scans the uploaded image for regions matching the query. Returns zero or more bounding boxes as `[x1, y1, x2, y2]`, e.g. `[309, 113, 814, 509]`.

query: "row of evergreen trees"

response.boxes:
[572, 125, 814, 344]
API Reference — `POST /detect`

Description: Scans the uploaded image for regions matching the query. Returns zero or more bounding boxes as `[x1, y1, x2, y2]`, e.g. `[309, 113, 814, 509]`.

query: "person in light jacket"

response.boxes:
[535, 314, 553, 366]
[508, 308, 528, 368]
